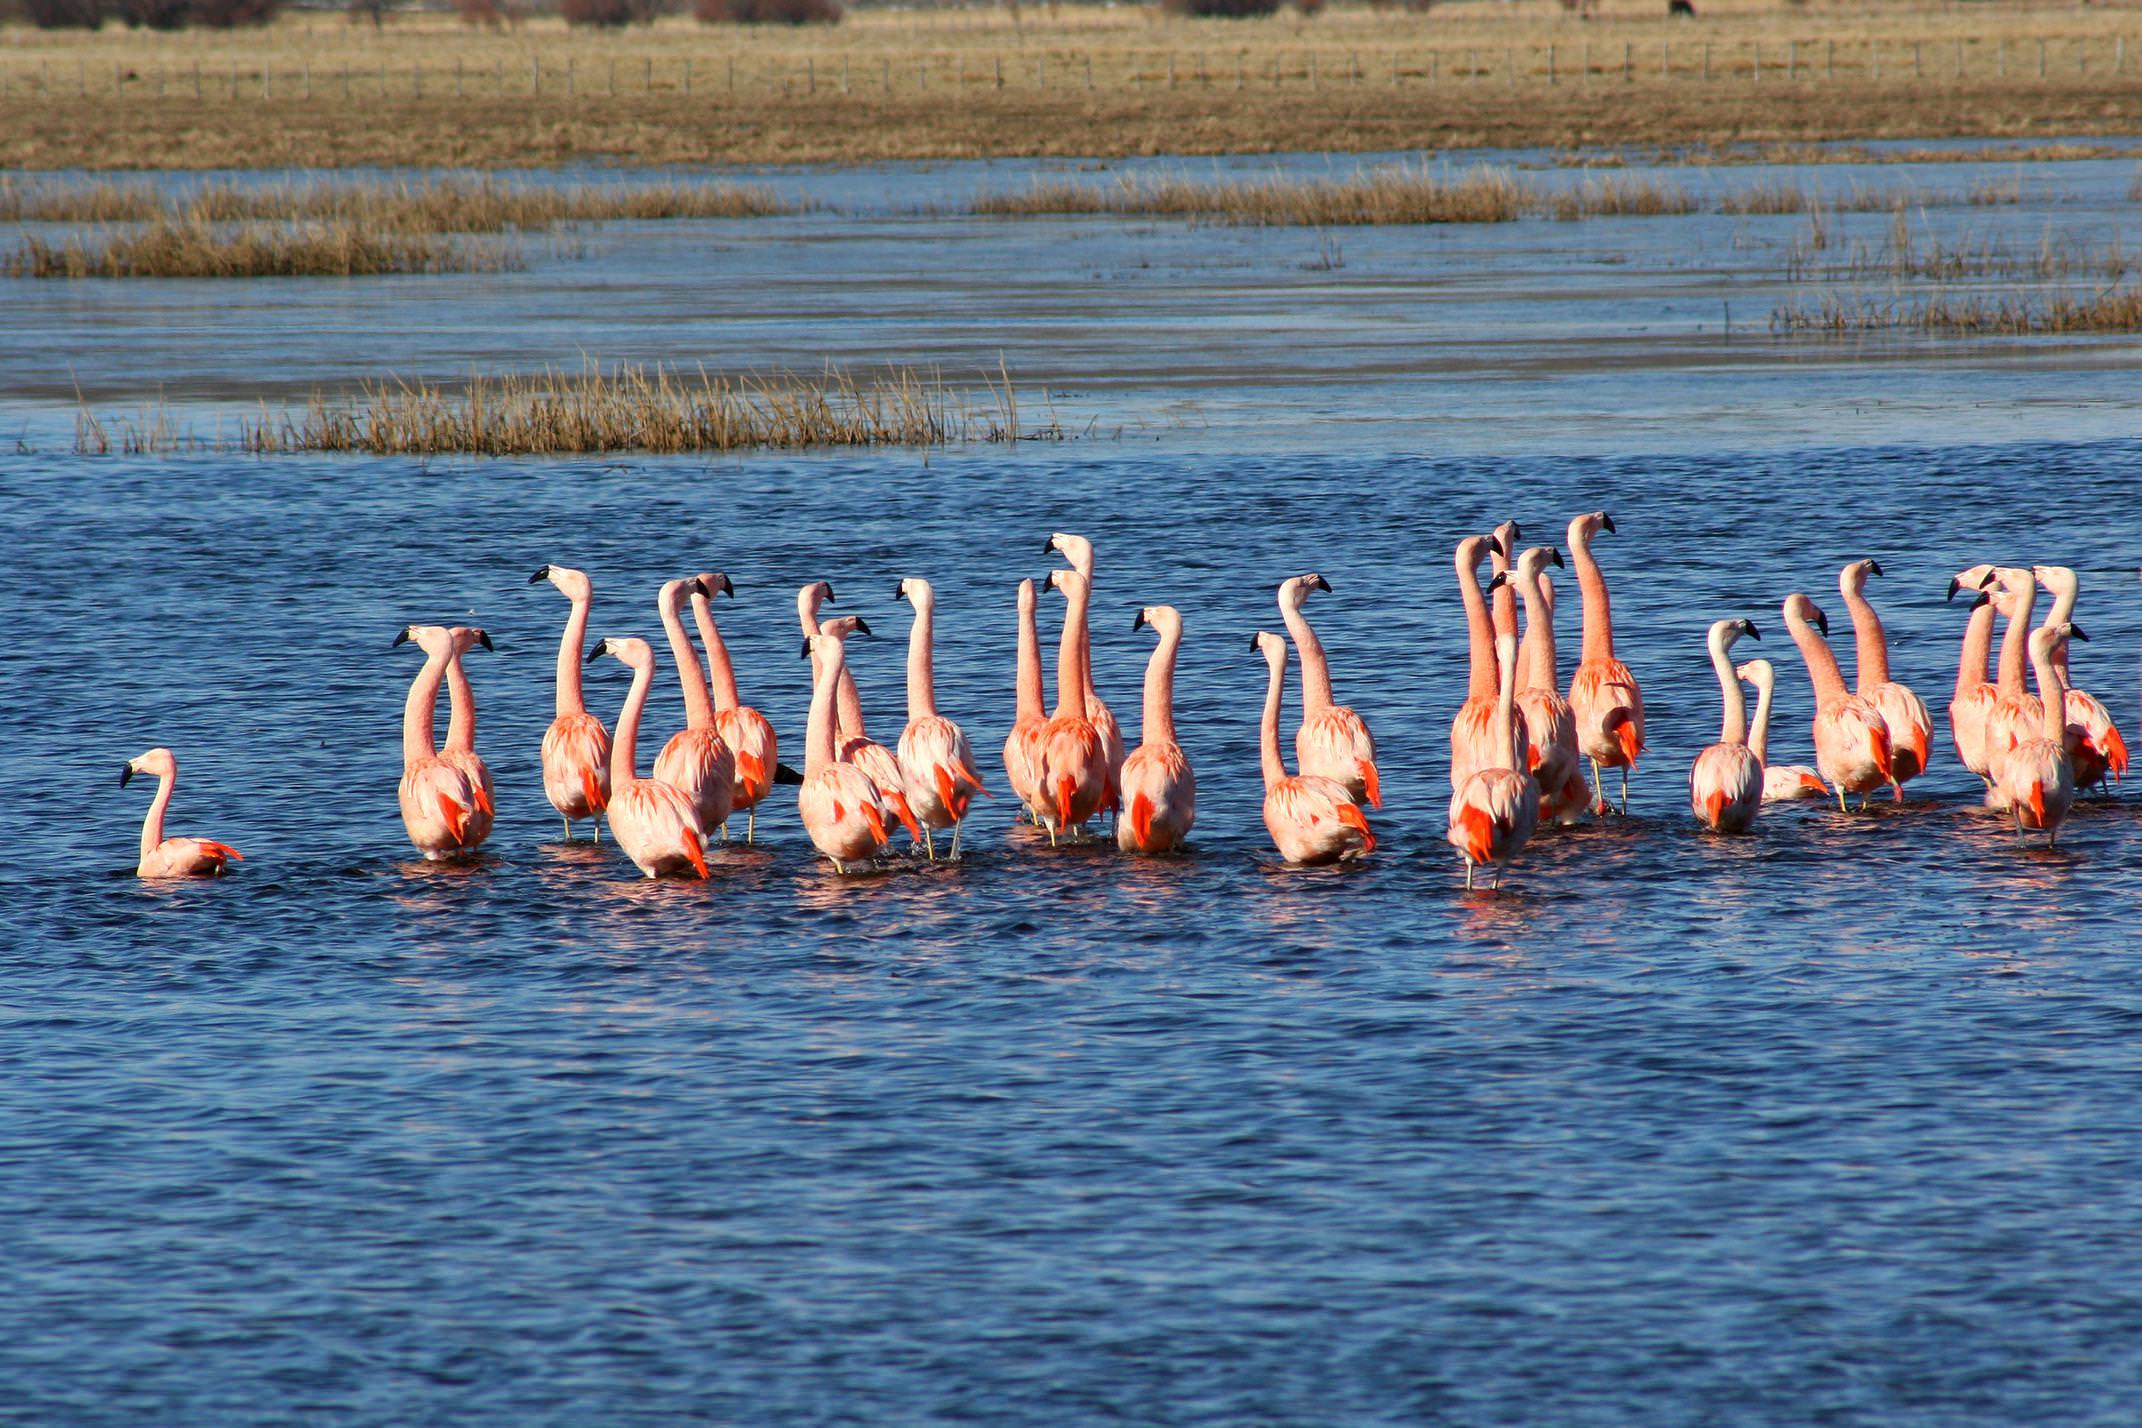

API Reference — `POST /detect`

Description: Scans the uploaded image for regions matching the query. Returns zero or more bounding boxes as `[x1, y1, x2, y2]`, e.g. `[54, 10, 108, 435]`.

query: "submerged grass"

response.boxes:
[971, 165, 1531, 226]
[1772, 285, 2142, 335]
[1549, 175, 1695, 221]
[5, 219, 519, 278]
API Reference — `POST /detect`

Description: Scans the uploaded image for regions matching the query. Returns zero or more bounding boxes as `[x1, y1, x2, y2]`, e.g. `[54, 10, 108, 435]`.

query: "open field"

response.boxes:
[2, 0, 2140, 169]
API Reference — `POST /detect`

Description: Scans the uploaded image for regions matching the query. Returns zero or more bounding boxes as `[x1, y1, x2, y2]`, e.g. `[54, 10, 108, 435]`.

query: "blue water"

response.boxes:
[7, 437, 2142, 1424]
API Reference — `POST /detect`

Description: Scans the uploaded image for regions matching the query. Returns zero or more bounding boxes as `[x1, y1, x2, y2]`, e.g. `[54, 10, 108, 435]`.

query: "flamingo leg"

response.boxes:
[562, 815, 572, 842]
[923, 826, 936, 861]
[1465, 861, 1475, 891]
[1048, 820, 1059, 848]
[593, 815, 604, 844]
[1619, 765, 1630, 815]
[719, 820, 730, 845]
[1589, 759, 1605, 814]
[832, 857, 846, 874]
[950, 819, 963, 861]
[747, 808, 757, 843]
[1836, 786, 1849, 815]
[1492, 864, 1503, 892]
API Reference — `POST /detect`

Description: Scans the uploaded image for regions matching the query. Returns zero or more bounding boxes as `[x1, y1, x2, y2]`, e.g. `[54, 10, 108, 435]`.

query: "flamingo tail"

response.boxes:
[886, 791, 923, 843]
[1359, 759, 1382, 810]
[439, 792, 471, 844]
[200, 841, 244, 863]
[1703, 789, 1727, 828]
[2027, 780, 2046, 827]
[681, 826, 708, 879]
[1336, 802, 1377, 855]
[861, 801, 889, 847]
[580, 765, 607, 814]
[1129, 791, 1155, 850]
[1452, 802, 1491, 865]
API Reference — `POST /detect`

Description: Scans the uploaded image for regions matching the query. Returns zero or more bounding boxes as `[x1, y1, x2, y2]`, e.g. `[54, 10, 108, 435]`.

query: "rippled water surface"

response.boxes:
[8, 431, 2142, 1423]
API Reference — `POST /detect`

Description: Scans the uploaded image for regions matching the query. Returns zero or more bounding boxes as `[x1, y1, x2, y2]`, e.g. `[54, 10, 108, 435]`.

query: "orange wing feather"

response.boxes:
[1335, 802, 1377, 854]
[680, 826, 708, 879]
[1452, 803, 1491, 863]
[1129, 792, 1155, 850]
[1358, 760, 1382, 810]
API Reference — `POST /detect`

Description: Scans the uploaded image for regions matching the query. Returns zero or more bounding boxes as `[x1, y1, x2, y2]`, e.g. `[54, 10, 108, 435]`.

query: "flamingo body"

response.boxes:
[1690, 744, 1762, 833]
[2064, 689, 2128, 791]
[899, 715, 985, 829]
[123, 749, 242, 878]
[1118, 742, 1196, 854]
[607, 777, 711, 879]
[540, 714, 611, 824]
[1298, 706, 1380, 811]
[1447, 769, 1539, 875]
[799, 763, 892, 866]
[715, 707, 779, 815]
[654, 726, 737, 838]
[1266, 774, 1376, 865]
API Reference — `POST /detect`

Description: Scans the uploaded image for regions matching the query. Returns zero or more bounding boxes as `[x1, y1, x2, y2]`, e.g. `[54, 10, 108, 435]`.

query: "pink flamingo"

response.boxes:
[1449, 535, 1505, 793]
[1512, 545, 1588, 825]
[393, 624, 484, 860]
[1037, 569, 1112, 843]
[2034, 565, 2128, 793]
[1839, 560, 1934, 788]
[587, 636, 710, 879]
[894, 577, 987, 860]
[121, 748, 241, 877]
[690, 572, 782, 841]
[1781, 593, 1896, 812]
[794, 581, 925, 846]
[1983, 566, 2041, 788]
[1003, 577, 1049, 824]
[1447, 631, 1539, 889]
[1487, 519, 1533, 777]
[1994, 623, 2082, 846]
[1737, 658, 1829, 801]
[798, 621, 892, 872]
[1118, 605, 1196, 854]
[1688, 618, 1764, 833]
[530, 564, 612, 841]
[441, 625, 496, 850]
[653, 575, 737, 842]
[1277, 572, 1381, 808]
[1253, 631, 1374, 865]
[1566, 512, 1645, 814]
[1044, 533, 1125, 815]
[1946, 564, 2001, 790]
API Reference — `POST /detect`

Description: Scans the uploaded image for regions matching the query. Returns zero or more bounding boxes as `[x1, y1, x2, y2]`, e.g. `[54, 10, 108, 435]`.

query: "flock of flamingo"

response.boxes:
[119, 518, 2129, 889]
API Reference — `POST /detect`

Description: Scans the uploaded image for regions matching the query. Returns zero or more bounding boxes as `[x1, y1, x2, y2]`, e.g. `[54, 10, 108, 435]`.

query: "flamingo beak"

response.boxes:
[685, 578, 707, 600]
[476, 630, 494, 652]
[1946, 576, 1962, 601]
[1485, 573, 1507, 592]
[528, 566, 550, 584]
[800, 639, 813, 659]
[893, 582, 905, 602]
[1867, 560, 1884, 578]
[391, 627, 411, 647]
[853, 618, 875, 639]
[1133, 610, 1148, 631]
[1484, 536, 1503, 557]
[821, 583, 836, 605]
[1814, 610, 1830, 637]
[1040, 537, 1056, 554]
[1550, 548, 1565, 568]
[120, 763, 135, 788]
[1742, 621, 1762, 641]
[585, 641, 607, 664]
[1313, 574, 1332, 593]
[1970, 592, 1992, 610]
[2070, 624, 2091, 643]
[1601, 514, 1618, 535]
[1248, 634, 1261, 653]
[714, 574, 734, 598]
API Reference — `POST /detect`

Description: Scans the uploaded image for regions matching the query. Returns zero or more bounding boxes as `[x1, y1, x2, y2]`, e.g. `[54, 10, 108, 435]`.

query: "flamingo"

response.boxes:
[2034, 565, 2128, 794]
[1511, 546, 1588, 825]
[1839, 559, 1934, 788]
[652, 575, 737, 842]
[1737, 658, 1830, 802]
[1983, 566, 2041, 790]
[1277, 572, 1381, 808]
[1044, 533, 1126, 816]
[1003, 577, 1049, 824]
[441, 625, 496, 850]
[795, 581, 924, 846]
[1689, 618, 1764, 833]
[586, 637, 709, 879]
[1447, 631, 1540, 889]
[1487, 520, 1533, 778]
[120, 748, 241, 877]
[1252, 630, 1374, 865]
[1946, 564, 2002, 790]
[1566, 511, 1645, 814]
[393, 624, 485, 860]
[1781, 593, 1896, 812]
[1449, 535, 1506, 793]
[894, 577, 988, 860]
[1993, 622, 2083, 846]
[530, 564, 612, 841]
[1118, 605, 1197, 854]
[1036, 569, 1112, 843]
[798, 621, 892, 873]
[690, 572, 781, 841]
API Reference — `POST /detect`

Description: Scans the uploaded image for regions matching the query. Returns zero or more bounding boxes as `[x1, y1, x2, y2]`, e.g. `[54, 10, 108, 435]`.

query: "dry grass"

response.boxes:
[0, 175, 792, 228]
[1787, 209, 2136, 283]
[5, 218, 518, 277]
[972, 163, 1528, 225]
[1549, 174, 1696, 221]
[1772, 285, 2142, 335]
[1717, 179, 1917, 215]
[2, 3, 2140, 170]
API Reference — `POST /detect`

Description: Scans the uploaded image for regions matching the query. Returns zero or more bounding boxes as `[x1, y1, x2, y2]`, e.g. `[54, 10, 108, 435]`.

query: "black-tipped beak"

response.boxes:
[1313, 574, 1332, 593]
[1946, 576, 1962, 601]
[1133, 610, 1148, 631]
[1550, 548, 1565, 568]
[120, 764, 135, 788]
[1742, 621, 1762, 641]
[1041, 537, 1056, 555]
[391, 627, 410, 647]
[1970, 592, 1991, 610]
[585, 641, 606, 664]
[893, 583, 905, 602]
[800, 638, 812, 659]
[1814, 611, 1830, 637]
[686, 578, 708, 600]
[1485, 572, 1507, 593]
[476, 630, 494, 652]
[1978, 570, 1997, 589]
[528, 565, 550, 584]
[853, 618, 875, 639]
[1484, 536, 1504, 557]
[716, 574, 734, 598]
[1867, 560, 1884, 578]
[1248, 634, 1261, 653]
[773, 762, 805, 785]
[2070, 624, 2091, 643]
[1601, 514, 1617, 535]
[821, 583, 836, 605]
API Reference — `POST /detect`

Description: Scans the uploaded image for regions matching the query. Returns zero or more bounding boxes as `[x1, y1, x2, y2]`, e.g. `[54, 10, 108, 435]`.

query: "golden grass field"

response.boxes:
[2, 0, 2140, 170]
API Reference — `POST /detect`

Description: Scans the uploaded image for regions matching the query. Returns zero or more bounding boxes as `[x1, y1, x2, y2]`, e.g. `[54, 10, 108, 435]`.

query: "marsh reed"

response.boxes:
[5, 219, 519, 278]
[970, 165, 1531, 226]
[1771, 286, 2142, 334]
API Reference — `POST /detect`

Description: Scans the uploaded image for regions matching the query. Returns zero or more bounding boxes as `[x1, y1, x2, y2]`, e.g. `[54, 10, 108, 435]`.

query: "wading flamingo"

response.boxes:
[1689, 618, 1764, 833]
[1781, 593, 1896, 812]
[1044, 533, 1126, 813]
[1839, 560, 1934, 788]
[895, 577, 987, 860]
[2034, 565, 2128, 793]
[1449, 536, 1507, 793]
[1738, 658, 1829, 801]
[393, 624, 484, 860]
[441, 626, 496, 850]
[1488, 522, 1535, 783]
[1983, 566, 2041, 790]
[587, 636, 709, 879]
[530, 564, 611, 841]
[798, 622, 892, 873]
[1279, 572, 1381, 808]
[1512, 547, 1588, 825]
[1036, 569, 1111, 843]
[691, 572, 781, 841]
[120, 748, 241, 877]
[795, 581, 924, 846]
[1566, 512, 1645, 814]
[1993, 622, 2083, 847]
[1118, 605, 1196, 854]
[1003, 577, 1049, 824]
[1253, 631, 1374, 865]
[1946, 565, 2001, 790]
[652, 576, 737, 842]
[1447, 631, 1539, 889]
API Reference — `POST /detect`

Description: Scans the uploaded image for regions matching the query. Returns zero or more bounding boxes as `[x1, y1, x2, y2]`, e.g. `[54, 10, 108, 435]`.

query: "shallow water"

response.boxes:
[8, 433, 2142, 1423]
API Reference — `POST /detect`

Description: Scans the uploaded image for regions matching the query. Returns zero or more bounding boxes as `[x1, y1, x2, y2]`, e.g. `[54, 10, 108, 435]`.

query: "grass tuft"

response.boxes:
[5, 218, 520, 277]
[972, 165, 1530, 226]
[1549, 175, 1696, 221]
[1772, 285, 2142, 335]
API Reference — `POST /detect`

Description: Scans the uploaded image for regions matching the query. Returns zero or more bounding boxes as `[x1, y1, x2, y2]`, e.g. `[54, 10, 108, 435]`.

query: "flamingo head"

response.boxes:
[1277, 572, 1331, 610]
[121, 747, 177, 787]
[2031, 565, 2078, 601]
[1946, 564, 1997, 602]
[1782, 594, 1829, 638]
[893, 577, 935, 612]
[588, 636, 654, 672]
[449, 626, 493, 657]
[1133, 605, 1181, 638]
[1251, 629, 1288, 669]
[1045, 569, 1089, 604]
[393, 624, 455, 658]
[1044, 532, 1094, 575]
[1840, 558, 1882, 595]
[1567, 511, 1615, 548]
[691, 572, 735, 602]
[530, 564, 592, 602]
[1733, 658, 1776, 695]
[1016, 577, 1036, 613]
[1513, 545, 1563, 589]
[1710, 617, 1761, 657]
[1490, 520, 1521, 570]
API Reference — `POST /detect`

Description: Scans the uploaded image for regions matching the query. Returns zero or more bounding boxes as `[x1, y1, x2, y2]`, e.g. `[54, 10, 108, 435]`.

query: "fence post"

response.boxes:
[1310, 51, 1317, 89]
[1583, 42, 1590, 84]
[1662, 41, 1669, 79]
[1787, 40, 1795, 81]
[1703, 42, 1710, 81]
[411, 66, 419, 99]
[568, 57, 575, 97]
[1504, 47, 1512, 88]
[685, 58, 692, 96]
[1548, 43, 1555, 85]
[456, 58, 463, 98]
[1468, 48, 1477, 81]
[1953, 38, 1962, 79]
[115, 61, 123, 97]
[1389, 49, 1397, 86]
[1912, 41, 1921, 79]
[1996, 39, 2004, 77]
[1089, 54, 1096, 90]
[645, 57, 652, 93]
[2037, 38, 2045, 79]
[227, 61, 234, 100]
[1752, 40, 1759, 83]
[807, 57, 815, 93]
[607, 59, 614, 97]
[1872, 42, 1879, 82]
[1622, 42, 1631, 82]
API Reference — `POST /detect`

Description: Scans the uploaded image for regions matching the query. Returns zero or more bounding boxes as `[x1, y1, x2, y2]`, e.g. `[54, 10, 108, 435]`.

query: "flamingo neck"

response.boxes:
[835, 665, 866, 743]
[1068, 550, 1099, 705]
[1054, 580, 1090, 720]
[1455, 554, 1495, 702]
[1571, 529, 1616, 664]
[1279, 597, 1336, 712]
[806, 644, 841, 778]
[1996, 584, 2036, 695]
[1786, 609, 1849, 706]
[402, 648, 449, 769]
[659, 591, 715, 731]
[1259, 650, 1287, 791]
[1014, 596, 1043, 724]
[906, 600, 938, 720]
[1840, 580, 1892, 690]
[445, 650, 476, 755]
[1490, 543, 1519, 643]
[140, 768, 175, 865]
[1711, 634, 1747, 745]
[1747, 677, 1774, 764]
[609, 658, 652, 786]
[692, 593, 741, 711]
[1492, 639, 1520, 770]
[2031, 643, 2070, 741]
[555, 591, 591, 719]
[1525, 574, 1561, 692]
[1956, 601, 1996, 699]
[1142, 623, 1181, 746]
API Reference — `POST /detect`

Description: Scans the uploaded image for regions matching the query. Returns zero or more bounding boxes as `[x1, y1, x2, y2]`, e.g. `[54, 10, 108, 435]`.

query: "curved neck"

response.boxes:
[2031, 642, 2070, 740]
[1455, 554, 1495, 701]
[806, 643, 842, 777]
[1711, 635, 1747, 745]
[402, 648, 449, 767]
[906, 601, 937, 719]
[1069, 548, 1097, 699]
[692, 592, 741, 711]
[1996, 584, 2036, 694]
[2040, 577, 2078, 632]
[610, 658, 652, 785]
[1279, 597, 1336, 711]
[140, 769, 175, 863]
[1840, 580, 1891, 689]
[1747, 677, 1774, 763]
[1525, 573, 1561, 691]
[555, 590, 591, 718]
[1786, 608, 1849, 705]
[1493, 640, 1520, 769]
[660, 592, 714, 731]
[445, 650, 476, 754]
[1055, 580, 1090, 719]
[1570, 529, 1616, 663]
[835, 665, 865, 742]
[1015, 596, 1043, 723]
[1142, 624, 1181, 745]
[1956, 601, 1996, 698]
[1259, 650, 1287, 790]
[1490, 543, 1519, 643]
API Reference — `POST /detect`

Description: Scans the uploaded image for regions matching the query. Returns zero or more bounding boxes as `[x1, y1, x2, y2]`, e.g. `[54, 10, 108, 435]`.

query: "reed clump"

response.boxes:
[971, 164, 1531, 226]
[1549, 175, 1696, 221]
[4, 219, 518, 277]
[1772, 285, 2142, 335]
